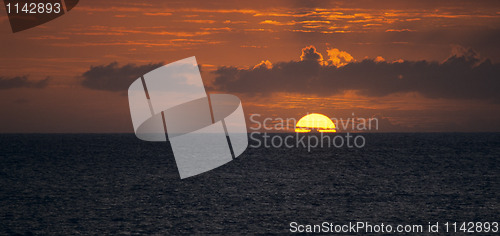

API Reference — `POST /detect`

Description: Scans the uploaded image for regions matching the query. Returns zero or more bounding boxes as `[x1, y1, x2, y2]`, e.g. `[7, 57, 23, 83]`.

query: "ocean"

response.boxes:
[0, 133, 498, 234]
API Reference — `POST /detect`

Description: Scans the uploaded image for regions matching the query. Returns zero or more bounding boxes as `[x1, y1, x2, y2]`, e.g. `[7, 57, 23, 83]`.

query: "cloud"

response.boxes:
[374, 56, 385, 62]
[212, 45, 500, 101]
[143, 12, 173, 16]
[326, 48, 355, 67]
[81, 62, 163, 91]
[253, 60, 273, 69]
[299, 46, 355, 67]
[0, 76, 49, 90]
[182, 19, 216, 24]
[260, 20, 295, 26]
[300, 45, 324, 62]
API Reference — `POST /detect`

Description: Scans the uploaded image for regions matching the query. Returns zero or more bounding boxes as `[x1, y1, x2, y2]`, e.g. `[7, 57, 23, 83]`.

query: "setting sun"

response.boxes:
[295, 113, 337, 133]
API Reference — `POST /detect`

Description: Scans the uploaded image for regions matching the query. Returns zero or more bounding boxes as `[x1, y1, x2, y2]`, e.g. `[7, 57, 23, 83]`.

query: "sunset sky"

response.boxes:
[1, 0, 500, 132]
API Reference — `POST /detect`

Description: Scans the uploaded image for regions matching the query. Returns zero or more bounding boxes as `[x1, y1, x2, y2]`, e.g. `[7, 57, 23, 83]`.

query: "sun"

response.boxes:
[295, 113, 337, 133]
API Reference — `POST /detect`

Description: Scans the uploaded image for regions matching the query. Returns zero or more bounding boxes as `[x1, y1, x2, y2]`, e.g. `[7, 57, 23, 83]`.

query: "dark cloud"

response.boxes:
[212, 46, 500, 101]
[0, 76, 49, 90]
[81, 62, 163, 91]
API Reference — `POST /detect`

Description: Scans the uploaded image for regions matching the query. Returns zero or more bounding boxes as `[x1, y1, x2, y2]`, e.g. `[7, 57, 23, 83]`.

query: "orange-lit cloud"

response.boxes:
[259, 20, 295, 26]
[253, 60, 272, 69]
[326, 48, 355, 67]
[374, 56, 385, 62]
[143, 12, 173, 16]
[300, 45, 324, 62]
[182, 19, 216, 24]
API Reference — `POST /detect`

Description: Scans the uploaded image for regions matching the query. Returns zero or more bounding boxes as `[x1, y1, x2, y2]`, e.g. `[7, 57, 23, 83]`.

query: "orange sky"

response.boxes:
[0, 0, 500, 132]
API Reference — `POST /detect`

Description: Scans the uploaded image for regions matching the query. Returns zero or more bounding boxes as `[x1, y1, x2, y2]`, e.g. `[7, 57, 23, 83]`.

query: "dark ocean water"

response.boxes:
[0, 133, 498, 235]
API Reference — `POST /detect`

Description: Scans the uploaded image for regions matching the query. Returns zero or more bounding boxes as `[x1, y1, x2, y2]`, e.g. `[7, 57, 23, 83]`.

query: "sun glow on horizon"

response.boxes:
[295, 113, 337, 133]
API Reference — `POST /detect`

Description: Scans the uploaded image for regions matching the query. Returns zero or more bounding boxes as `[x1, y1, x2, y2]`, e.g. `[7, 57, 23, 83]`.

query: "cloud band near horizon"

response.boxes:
[212, 46, 500, 101]
[77, 45, 500, 102]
